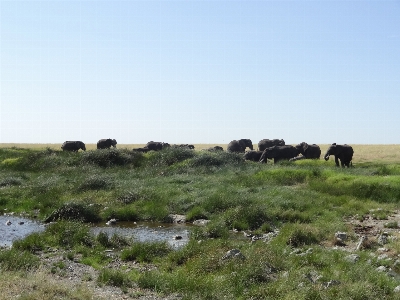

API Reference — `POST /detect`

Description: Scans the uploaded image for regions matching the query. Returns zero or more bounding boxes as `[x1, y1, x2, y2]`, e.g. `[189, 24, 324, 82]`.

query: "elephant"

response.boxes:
[227, 139, 253, 153]
[145, 141, 170, 150]
[203, 146, 224, 152]
[97, 138, 117, 149]
[244, 150, 264, 162]
[293, 142, 321, 160]
[61, 141, 86, 152]
[324, 143, 354, 167]
[258, 139, 285, 151]
[259, 145, 299, 164]
[171, 144, 195, 149]
[133, 141, 170, 152]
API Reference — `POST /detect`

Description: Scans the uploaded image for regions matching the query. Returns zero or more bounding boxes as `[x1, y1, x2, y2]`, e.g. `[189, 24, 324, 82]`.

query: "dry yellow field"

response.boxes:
[1, 143, 399, 163]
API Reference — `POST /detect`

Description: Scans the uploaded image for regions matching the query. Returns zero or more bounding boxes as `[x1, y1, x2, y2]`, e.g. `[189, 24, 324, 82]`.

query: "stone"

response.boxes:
[345, 254, 360, 263]
[377, 233, 389, 245]
[222, 249, 245, 260]
[394, 286, 400, 293]
[376, 266, 387, 272]
[335, 232, 347, 243]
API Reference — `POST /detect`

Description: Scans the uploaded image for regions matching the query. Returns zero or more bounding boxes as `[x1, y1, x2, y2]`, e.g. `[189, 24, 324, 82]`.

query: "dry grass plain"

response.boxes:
[0, 143, 399, 163]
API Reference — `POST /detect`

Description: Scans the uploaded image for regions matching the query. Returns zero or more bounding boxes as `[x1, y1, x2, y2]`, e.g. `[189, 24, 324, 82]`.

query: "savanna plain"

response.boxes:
[1, 144, 400, 299]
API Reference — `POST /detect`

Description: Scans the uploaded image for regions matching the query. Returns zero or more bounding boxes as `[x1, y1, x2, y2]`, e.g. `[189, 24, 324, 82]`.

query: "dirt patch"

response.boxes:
[332, 210, 400, 251]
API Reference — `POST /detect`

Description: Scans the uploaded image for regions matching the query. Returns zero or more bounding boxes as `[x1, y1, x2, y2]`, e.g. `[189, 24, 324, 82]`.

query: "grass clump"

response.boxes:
[0, 249, 40, 271]
[146, 147, 196, 167]
[44, 202, 102, 223]
[96, 232, 130, 248]
[121, 241, 172, 263]
[80, 148, 143, 168]
[97, 268, 132, 288]
[78, 175, 115, 191]
[0, 176, 23, 187]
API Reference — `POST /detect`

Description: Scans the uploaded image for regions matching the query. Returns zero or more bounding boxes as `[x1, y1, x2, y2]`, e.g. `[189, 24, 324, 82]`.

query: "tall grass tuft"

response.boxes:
[81, 148, 143, 168]
[97, 268, 132, 288]
[0, 176, 23, 187]
[0, 249, 40, 271]
[121, 241, 172, 263]
[146, 147, 196, 167]
[44, 202, 102, 223]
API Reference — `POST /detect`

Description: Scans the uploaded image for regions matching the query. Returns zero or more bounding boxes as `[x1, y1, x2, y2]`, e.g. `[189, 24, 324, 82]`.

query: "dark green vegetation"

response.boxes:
[1, 147, 400, 299]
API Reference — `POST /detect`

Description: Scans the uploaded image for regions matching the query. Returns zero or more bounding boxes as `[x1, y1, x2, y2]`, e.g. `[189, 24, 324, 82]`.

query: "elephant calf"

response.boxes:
[324, 143, 354, 167]
[97, 138, 117, 149]
[244, 150, 264, 162]
[61, 141, 86, 152]
[203, 146, 224, 152]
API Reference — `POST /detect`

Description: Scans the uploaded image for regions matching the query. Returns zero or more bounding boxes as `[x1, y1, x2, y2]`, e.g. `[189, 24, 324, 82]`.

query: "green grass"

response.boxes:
[1, 146, 400, 299]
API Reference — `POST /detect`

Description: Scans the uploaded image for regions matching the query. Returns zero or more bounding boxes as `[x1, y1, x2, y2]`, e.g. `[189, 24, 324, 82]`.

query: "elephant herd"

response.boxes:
[235, 139, 354, 168]
[61, 138, 354, 167]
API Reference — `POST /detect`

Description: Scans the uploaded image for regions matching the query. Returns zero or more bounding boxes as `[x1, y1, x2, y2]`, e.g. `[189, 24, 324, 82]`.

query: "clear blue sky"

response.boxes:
[1, 0, 399, 145]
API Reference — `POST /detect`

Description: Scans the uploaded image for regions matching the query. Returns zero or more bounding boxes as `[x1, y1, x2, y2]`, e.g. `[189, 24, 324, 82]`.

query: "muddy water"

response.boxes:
[91, 221, 191, 248]
[0, 216, 191, 248]
[0, 215, 45, 247]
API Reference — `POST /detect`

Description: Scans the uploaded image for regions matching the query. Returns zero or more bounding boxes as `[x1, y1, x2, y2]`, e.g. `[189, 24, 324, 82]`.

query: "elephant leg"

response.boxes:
[334, 156, 340, 167]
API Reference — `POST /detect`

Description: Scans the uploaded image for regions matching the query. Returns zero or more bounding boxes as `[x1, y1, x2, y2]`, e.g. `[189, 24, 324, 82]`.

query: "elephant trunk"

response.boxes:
[324, 153, 330, 161]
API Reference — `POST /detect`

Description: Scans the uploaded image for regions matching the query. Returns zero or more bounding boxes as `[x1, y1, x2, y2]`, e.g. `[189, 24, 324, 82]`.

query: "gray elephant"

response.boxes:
[61, 141, 86, 152]
[227, 139, 253, 153]
[244, 150, 264, 162]
[171, 144, 195, 149]
[133, 141, 170, 152]
[145, 141, 170, 150]
[324, 143, 354, 167]
[259, 145, 299, 164]
[203, 146, 224, 152]
[292, 142, 321, 160]
[97, 138, 117, 149]
[258, 139, 285, 151]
